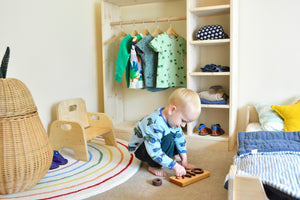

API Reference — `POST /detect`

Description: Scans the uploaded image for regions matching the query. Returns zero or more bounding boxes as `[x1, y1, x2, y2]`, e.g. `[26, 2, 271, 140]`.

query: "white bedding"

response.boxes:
[234, 151, 300, 199]
[246, 122, 263, 132]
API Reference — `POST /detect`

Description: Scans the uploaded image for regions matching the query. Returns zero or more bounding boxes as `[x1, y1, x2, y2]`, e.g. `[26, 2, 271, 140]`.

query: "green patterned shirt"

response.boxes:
[149, 32, 186, 88]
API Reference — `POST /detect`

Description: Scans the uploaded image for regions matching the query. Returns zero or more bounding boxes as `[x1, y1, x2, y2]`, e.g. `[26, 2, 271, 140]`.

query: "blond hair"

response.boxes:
[167, 88, 201, 114]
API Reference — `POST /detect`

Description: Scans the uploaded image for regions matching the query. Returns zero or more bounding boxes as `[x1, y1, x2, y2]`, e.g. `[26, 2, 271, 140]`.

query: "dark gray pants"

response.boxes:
[134, 134, 178, 168]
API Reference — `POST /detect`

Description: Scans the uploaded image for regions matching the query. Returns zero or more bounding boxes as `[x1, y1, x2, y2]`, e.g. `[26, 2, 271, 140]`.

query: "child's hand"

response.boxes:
[182, 162, 196, 170]
[173, 163, 186, 177]
[179, 153, 196, 170]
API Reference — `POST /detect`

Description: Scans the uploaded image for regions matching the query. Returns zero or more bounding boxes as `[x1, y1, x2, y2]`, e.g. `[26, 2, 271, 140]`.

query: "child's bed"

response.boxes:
[227, 106, 300, 200]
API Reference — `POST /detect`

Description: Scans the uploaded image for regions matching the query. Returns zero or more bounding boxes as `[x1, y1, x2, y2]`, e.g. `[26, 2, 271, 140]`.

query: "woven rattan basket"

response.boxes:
[0, 78, 37, 117]
[0, 78, 53, 194]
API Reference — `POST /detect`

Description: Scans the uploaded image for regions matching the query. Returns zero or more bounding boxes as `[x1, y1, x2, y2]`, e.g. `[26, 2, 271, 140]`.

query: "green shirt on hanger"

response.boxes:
[115, 34, 133, 88]
[149, 32, 186, 88]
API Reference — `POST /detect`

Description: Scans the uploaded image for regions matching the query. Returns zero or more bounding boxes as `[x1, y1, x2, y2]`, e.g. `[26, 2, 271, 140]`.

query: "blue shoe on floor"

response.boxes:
[53, 150, 68, 165]
[49, 161, 59, 170]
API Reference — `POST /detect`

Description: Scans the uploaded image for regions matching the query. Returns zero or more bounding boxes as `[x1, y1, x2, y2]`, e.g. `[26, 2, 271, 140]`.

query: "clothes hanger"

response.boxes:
[166, 27, 178, 37]
[142, 29, 150, 36]
[104, 22, 127, 45]
[130, 20, 138, 37]
[104, 31, 127, 45]
[141, 20, 150, 36]
[130, 30, 138, 37]
[166, 18, 178, 37]
[151, 19, 163, 37]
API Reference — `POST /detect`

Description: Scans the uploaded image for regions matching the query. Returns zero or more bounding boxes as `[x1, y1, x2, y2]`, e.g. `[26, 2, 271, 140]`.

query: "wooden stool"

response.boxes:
[49, 98, 117, 161]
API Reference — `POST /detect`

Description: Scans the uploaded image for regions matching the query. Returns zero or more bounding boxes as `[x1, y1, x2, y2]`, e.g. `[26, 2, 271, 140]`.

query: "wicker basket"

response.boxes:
[0, 78, 37, 118]
[0, 78, 53, 194]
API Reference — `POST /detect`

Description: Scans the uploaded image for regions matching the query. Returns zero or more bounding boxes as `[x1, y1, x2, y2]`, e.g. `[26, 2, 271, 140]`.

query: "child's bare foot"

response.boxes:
[148, 166, 167, 177]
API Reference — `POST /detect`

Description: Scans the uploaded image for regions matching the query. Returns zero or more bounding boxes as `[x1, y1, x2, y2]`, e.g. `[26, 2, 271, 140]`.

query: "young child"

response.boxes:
[128, 88, 201, 177]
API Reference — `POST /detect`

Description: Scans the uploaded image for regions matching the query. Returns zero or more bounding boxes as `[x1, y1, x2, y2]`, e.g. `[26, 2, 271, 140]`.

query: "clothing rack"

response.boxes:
[110, 16, 186, 26]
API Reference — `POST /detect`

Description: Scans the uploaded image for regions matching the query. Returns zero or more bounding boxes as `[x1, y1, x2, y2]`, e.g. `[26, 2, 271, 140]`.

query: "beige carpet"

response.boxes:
[87, 130, 236, 200]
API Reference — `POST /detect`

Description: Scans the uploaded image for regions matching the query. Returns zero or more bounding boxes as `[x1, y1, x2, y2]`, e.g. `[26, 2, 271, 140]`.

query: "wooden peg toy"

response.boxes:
[169, 168, 210, 187]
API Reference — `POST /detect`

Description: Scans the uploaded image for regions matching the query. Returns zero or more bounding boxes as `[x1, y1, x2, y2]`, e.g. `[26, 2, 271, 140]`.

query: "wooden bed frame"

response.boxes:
[227, 106, 268, 200]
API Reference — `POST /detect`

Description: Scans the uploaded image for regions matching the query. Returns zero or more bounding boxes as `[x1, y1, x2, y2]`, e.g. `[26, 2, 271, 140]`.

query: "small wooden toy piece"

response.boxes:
[152, 178, 162, 186]
[169, 168, 210, 187]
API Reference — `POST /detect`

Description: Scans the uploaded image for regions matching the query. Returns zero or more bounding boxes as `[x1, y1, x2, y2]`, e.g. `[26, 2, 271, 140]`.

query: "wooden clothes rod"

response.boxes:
[110, 16, 186, 26]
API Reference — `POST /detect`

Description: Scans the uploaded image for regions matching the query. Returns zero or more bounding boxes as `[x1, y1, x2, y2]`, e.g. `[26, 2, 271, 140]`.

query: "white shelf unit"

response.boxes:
[100, 0, 187, 133]
[186, 0, 238, 150]
[190, 38, 230, 45]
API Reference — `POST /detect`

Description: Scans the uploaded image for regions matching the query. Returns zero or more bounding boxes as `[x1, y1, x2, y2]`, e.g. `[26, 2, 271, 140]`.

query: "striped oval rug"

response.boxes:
[0, 137, 141, 200]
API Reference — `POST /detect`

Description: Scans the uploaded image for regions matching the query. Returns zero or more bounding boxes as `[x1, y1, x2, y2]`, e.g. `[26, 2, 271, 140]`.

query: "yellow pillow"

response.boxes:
[271, 100, 300, 132]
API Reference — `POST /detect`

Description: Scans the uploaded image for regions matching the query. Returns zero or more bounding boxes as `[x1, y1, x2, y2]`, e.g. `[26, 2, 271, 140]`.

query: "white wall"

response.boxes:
[0, 0, 101, 130]
[237, 0, 300, 131]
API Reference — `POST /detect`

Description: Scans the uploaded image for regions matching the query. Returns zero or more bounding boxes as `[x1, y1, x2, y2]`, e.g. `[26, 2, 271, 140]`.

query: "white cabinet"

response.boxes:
[186, 0, 238, 150]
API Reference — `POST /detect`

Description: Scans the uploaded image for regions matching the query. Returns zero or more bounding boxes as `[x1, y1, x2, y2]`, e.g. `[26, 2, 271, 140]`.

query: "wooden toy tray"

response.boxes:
[169, 168, 210, 187]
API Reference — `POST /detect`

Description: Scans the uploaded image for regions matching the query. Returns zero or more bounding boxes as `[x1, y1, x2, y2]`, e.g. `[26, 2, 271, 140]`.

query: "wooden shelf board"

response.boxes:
[190, 39, 230, 46]
[201, 104, 230, 109]
[190, 4, 230, 17]
[189, 72, 230, 76]
[188, 133, 229, 142]
[104, 0, 179, 7]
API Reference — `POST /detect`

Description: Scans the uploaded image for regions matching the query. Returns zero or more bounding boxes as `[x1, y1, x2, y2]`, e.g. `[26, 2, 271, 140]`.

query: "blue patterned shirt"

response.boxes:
[128, 108, 187, 169]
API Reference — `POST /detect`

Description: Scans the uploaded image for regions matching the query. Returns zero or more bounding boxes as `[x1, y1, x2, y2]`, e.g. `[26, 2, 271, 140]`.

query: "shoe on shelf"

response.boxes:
[53, 150, 68, 165]
[49, 161, 59, 170]
[211, 124, 225, 136]
[198, 124, 212, 136]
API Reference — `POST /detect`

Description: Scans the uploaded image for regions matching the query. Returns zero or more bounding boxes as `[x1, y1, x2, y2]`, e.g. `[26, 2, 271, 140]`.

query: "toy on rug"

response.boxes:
[169, 168, 210, 187]
[50, 151, 68, 170]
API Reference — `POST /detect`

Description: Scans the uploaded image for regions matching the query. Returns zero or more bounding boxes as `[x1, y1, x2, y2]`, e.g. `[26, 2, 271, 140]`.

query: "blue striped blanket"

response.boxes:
[235, 131, 300, 199]
[237, 131, 300, 156]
